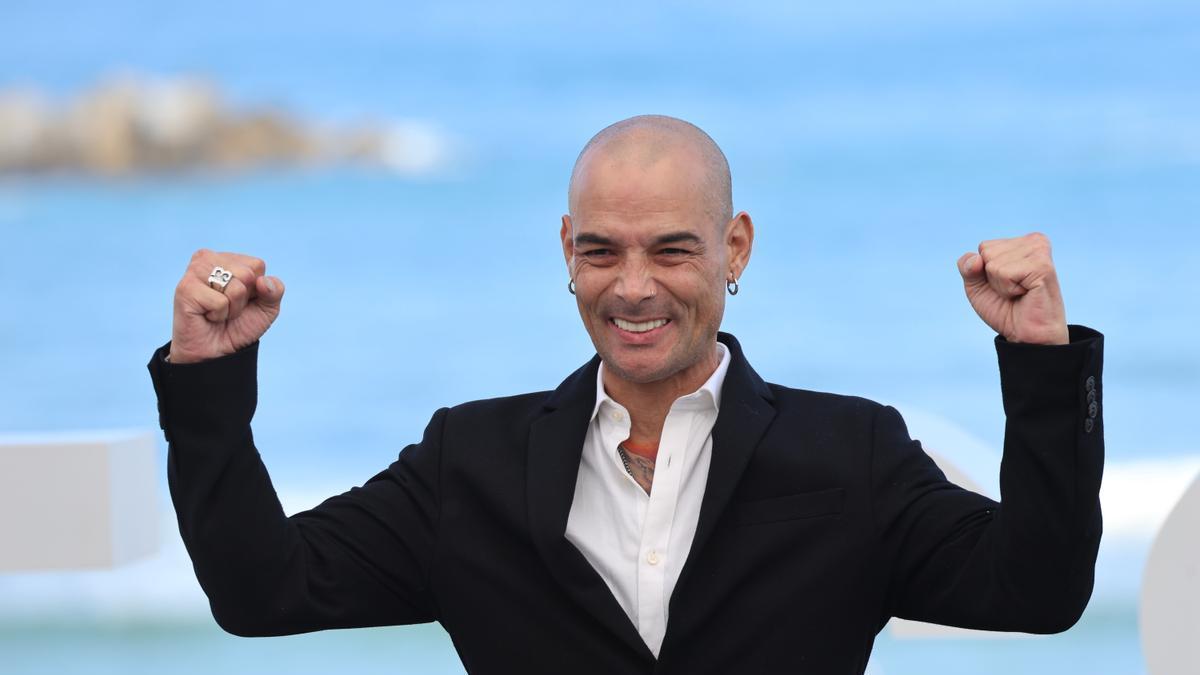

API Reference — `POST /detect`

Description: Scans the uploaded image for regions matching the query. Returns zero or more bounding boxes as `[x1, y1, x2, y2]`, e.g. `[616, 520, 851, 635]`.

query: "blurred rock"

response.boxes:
[0, 90, 52, 169]
[0, 76, 438, 176]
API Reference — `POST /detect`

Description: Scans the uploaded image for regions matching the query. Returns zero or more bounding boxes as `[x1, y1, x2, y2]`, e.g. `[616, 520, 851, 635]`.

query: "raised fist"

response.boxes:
[169, 249, 285, 364]
[957, 232, 1069, 346]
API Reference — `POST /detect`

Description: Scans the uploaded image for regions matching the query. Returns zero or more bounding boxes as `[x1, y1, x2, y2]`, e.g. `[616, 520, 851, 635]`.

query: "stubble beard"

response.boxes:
[596, 319, 721, 387]
[584, 290, 725, 387]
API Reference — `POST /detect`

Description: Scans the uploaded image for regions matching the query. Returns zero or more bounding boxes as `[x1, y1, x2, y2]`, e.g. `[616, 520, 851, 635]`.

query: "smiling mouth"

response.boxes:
[611, 317, 670, 333]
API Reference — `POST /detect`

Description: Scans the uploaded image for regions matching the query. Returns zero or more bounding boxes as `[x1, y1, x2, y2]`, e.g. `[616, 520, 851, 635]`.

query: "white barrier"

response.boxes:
[0, 430, 160, 571]
[1141, 470, 1200, 675]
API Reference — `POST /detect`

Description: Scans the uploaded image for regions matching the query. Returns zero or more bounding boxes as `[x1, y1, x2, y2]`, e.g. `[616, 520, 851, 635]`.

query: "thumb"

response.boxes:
[254, 275, 286, 308]
[957, 252, 986, 286]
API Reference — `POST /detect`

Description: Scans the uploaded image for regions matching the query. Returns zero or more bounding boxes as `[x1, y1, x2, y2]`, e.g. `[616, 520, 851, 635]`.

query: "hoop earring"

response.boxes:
[727, 276, 739, 296]
[568, 279, 576, 295]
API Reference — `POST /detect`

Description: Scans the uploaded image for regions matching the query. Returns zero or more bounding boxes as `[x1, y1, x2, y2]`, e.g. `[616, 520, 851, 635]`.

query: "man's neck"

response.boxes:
[602, 342, 721, 454]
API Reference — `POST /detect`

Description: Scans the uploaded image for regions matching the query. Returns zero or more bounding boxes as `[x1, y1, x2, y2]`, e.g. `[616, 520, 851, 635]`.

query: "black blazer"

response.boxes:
[148, 329, 1104, 674]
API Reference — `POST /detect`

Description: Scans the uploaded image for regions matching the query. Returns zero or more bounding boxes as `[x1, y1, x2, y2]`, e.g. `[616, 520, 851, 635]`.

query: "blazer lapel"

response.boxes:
[671, 332, 777, 601]
[526, 356, 655, 662]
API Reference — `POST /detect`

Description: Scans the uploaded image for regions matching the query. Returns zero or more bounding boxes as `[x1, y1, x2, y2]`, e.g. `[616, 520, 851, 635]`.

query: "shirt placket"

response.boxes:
[601, 403, 639, 491]
[636, 408, 687, 654]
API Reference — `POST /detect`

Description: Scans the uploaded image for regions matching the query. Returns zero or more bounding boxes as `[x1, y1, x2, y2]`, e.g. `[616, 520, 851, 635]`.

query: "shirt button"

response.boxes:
[647, 550, 660, 566]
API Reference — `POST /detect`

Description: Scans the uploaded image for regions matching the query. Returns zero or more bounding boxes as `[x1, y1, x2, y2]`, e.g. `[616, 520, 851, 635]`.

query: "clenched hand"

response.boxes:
[958, 232, 1068, 346]
[169, 249, 286, 364]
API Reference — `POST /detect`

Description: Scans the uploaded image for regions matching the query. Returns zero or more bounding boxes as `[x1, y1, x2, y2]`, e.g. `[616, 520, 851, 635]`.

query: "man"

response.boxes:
[148, 115, 1103, 674]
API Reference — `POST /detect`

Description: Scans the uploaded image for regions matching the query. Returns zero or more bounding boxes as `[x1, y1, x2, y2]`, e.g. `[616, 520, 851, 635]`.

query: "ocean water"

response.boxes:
[2, 1, 1198, 673]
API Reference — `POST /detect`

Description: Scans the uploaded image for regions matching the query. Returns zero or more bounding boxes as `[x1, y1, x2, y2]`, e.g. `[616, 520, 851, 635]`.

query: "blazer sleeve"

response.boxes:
[148, 341, 444, 636]
[873, 324, 1104, 634]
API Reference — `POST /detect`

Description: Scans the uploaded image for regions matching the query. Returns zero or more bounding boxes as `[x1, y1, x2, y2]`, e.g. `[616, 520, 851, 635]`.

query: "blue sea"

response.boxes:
[2, 1, 1198, 673]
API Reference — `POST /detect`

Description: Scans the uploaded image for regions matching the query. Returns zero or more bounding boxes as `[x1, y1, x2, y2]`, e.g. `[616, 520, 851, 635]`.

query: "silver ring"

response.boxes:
[208, 266, 233, 293]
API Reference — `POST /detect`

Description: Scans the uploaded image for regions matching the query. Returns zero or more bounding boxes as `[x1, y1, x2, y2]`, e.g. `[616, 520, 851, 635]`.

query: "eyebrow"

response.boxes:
[574, 233, 617, 247]
[654, 232, 703, 246]
[573, 231, 704, 247]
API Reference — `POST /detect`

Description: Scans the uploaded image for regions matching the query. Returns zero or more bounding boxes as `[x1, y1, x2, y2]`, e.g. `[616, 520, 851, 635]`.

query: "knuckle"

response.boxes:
[191, 248, 212, 261]
[1027, 234, 1048, 250]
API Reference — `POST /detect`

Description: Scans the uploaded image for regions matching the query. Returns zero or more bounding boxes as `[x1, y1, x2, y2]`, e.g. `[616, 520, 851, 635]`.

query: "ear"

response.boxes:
[725, 211, 754, 279]
[560, 214, 575, 275]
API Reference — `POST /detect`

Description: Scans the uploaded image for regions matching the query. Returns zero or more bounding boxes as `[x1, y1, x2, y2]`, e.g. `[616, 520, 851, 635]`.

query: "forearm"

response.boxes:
[149, 342, 300, 633]
[988, 324, 1104, 626]
[997, 327, 1102, 564]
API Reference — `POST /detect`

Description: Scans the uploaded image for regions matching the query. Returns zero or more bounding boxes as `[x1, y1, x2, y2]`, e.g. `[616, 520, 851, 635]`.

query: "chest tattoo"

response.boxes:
[618, 445, 656, 495]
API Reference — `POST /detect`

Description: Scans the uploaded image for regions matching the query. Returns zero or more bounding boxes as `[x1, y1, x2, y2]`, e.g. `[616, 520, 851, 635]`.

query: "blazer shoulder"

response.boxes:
[760, 383, 900, 449]
[442, 390, 554, 432]
[766, 382, 888, 418]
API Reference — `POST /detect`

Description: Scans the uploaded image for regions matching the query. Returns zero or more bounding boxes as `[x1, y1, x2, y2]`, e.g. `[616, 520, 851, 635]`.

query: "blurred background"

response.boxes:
[1, 1, 1197, 673]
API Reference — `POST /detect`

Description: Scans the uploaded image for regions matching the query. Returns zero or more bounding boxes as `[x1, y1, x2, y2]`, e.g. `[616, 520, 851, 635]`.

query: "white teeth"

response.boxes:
[613, 318, 668, 333]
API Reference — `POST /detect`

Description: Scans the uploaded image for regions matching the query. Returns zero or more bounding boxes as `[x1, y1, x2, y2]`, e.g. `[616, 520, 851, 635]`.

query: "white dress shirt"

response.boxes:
[564, 342, 730, 657]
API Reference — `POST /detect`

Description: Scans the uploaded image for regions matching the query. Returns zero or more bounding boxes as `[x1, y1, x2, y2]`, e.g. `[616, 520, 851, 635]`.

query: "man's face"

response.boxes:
[561, 145, 750, 387]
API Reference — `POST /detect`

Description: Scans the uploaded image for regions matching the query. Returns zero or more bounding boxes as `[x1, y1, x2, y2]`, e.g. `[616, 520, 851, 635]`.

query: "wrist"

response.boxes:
[1005, 323, 1070, 346]
[166, 344, 217, 365]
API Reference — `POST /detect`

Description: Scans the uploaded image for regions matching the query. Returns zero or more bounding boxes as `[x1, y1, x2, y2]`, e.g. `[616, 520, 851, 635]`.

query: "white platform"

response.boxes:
[0, 430, 160, 571]
[1141, 470, 1200, 675]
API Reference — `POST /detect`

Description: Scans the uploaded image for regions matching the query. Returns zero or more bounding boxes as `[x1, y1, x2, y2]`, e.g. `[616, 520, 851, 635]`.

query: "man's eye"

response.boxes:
[582, 249, 612, 257]
[660, 248, 690, 256]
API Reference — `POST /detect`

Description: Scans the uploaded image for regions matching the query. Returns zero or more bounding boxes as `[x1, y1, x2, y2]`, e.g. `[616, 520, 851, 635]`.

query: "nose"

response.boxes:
[614, 256, 657, 305]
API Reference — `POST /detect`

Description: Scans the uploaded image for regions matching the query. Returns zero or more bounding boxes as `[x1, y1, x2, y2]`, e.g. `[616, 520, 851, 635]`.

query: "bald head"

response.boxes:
[567, 115, 733, 228]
